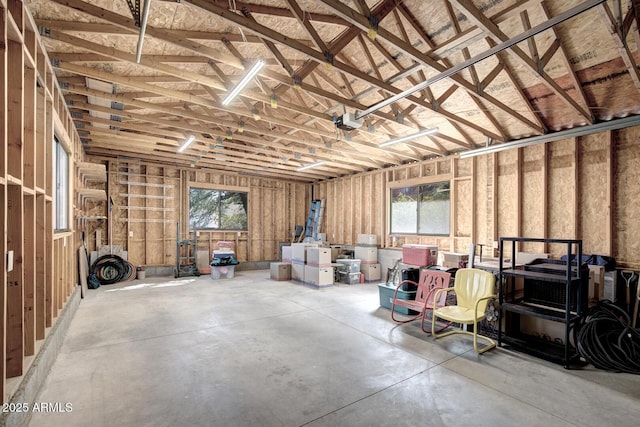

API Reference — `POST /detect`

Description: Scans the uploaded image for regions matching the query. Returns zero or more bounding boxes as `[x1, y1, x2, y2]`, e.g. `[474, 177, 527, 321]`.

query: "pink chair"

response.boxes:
[391, 269, 452, 333]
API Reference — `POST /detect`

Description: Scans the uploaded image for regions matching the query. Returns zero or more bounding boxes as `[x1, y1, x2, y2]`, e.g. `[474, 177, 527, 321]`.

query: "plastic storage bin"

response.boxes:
[402, 244, 438, 266]
[211, 265, 235, 279]
[377, 283, 418, 314]
[336, 259, 361, 274]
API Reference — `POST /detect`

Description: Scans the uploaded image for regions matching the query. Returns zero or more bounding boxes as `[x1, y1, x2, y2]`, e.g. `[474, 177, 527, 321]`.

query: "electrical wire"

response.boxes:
[575, 300, 640, 374]
[90, 255, 136, 285]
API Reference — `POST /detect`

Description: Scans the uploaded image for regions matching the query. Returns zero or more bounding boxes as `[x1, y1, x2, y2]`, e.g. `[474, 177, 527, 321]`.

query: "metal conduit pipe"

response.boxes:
[136, 0, 152, 63]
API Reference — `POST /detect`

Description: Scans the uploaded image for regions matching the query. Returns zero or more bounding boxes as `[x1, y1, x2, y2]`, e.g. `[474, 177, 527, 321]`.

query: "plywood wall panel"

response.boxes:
[613, 127, 640, 268]
[521, 145, 546, 253]
[548, 139, 576, 256]
[578, 133, 609, 255]
[353, 176, 363, 239]
[262, 188, 276, 261]
[249, 179, 262, 261]
[455, 179, 472, 238]
[373, 172, 385, 242]
[496, 150, 518, 241]
[474, 155, 490, 247]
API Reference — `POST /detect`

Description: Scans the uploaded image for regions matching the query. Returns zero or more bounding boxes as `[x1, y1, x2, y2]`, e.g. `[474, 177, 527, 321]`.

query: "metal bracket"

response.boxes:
[126, 0, 142, 27]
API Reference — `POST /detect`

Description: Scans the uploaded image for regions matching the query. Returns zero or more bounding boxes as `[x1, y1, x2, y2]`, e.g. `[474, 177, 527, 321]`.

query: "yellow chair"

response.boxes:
[431, 268, 497, 354]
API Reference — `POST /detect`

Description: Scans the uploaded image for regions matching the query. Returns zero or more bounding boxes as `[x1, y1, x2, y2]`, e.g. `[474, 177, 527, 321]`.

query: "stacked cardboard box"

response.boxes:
[304, 247, 333, 288]
[355, 234, 381, 283]
[270, 262, 291, 281]
[440, 251, 469, 269]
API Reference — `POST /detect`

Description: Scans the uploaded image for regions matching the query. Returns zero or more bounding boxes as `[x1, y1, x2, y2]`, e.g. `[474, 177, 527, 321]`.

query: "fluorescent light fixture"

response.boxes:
[356, 0, 605, 120]
[177, 135, 196, 153]
[459, 115, 640, 159]
[297, 161, 325, 171]
[379, 128, 438, 147]
[222, 60, 265, 106]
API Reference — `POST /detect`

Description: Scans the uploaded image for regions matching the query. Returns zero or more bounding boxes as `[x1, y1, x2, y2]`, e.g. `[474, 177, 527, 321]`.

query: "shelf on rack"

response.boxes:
[500, 332, 585, 368]
[501, 269, 582, 283]
[501, 302, 581, 323]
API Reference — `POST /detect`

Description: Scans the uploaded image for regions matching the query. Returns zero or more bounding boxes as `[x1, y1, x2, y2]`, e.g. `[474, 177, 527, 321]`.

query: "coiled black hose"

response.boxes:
[90, 254, 135, 285]
[575, 301, 640, 374]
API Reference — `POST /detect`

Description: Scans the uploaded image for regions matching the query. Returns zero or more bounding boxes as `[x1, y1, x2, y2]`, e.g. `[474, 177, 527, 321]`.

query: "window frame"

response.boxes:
[188, 183, 249, 231]
[388, 177, 451, 237]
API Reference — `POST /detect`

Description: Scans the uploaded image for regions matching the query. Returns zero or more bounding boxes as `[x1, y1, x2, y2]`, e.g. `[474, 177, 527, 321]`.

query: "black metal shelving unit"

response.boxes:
[498, 237, 588, 368]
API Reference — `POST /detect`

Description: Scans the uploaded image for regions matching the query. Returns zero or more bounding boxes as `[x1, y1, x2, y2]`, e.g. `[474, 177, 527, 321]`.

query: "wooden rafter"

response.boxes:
[598, 2, 640, 92]
[449, 0, 594, 124]
[538, 1, 592, 125]
[48, 0, 245, 70]
[317, 0, 544, 135]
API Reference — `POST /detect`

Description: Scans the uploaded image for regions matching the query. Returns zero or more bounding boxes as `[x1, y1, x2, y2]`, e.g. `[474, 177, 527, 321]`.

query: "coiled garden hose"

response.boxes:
[90, 254, 136, 285]
[575, 300, 640, 374]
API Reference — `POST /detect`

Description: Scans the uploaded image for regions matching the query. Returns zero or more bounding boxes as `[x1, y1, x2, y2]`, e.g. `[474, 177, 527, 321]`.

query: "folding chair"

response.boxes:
[391, 269, 452, 333]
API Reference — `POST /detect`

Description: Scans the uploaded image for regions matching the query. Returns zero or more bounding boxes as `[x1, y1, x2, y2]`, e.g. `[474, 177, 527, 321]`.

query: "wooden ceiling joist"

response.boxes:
[26, 0, 640, 182]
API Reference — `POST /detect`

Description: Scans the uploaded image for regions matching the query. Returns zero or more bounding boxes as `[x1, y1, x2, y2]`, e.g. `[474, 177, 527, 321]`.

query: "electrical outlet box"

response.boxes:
[129, 231, 134, 237]
[493, 240, 499, 249]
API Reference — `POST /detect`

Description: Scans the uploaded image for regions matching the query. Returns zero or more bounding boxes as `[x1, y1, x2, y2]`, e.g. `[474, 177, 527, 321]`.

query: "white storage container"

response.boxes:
[291, 261, 305, 283]
[281, 246, 292, 262]
[361, 263, 381, 282]
[307, 247, 331, 267]
[357, 234, 377, 246]
[291, 243, 318, 263]
[355, 246, 377, 264]
[304, 265, 334, 288]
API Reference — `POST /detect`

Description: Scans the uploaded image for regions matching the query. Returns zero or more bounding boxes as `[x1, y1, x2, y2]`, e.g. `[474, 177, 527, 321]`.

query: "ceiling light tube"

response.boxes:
[459, 115, 640, 159]
[297, 161, 325, 171]
[379, 128, 439, 147]
[222, 60, 265, 106]
[177, 135, 196, 153]
[356, 0, 605, 120]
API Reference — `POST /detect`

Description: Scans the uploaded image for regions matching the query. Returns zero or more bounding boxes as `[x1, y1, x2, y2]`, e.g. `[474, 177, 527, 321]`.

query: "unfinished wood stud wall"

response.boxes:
[1, 1, 81, 403]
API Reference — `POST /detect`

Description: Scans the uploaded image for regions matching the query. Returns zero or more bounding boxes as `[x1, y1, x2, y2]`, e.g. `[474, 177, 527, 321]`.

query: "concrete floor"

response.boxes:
[29, 270, 640, 427]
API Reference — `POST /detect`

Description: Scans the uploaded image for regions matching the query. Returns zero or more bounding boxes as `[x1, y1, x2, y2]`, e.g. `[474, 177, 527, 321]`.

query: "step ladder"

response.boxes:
[304, 199, 324, 242]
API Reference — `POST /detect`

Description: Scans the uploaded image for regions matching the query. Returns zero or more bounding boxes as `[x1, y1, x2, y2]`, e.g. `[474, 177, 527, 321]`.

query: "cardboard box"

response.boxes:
[357, 234, 377, 246]
[361, 263, 381, 282]
[304, 265, 334, 288]
[402, 244, 438, 266]
[355, 246, 377, 264]
[291, 261, 305, 283]
[306, 247, 331, 267]
[441, 252, 469, 268]
[291, 243, 318, 263]
[270, 262, 291, 281]
[281, 246, 291, 263]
